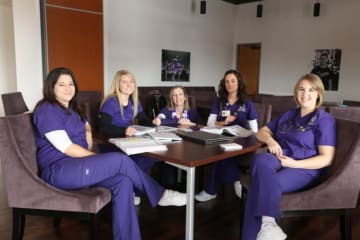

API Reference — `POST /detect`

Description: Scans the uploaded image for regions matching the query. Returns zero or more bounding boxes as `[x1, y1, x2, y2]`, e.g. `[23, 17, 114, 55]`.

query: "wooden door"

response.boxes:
[44, 0, 103, 92]
[237, 44, 261, 97]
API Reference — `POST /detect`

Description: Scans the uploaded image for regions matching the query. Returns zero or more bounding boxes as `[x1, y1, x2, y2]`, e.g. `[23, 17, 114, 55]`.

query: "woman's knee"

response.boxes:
[251, 153, 279, 170]
[101, 152, 133, 164]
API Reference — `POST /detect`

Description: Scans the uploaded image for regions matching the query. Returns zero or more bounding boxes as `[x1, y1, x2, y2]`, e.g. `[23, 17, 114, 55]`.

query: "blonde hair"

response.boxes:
[168, 85, 190, 110]
[293, 73, 324, 108]
[102, 70, 139, 119]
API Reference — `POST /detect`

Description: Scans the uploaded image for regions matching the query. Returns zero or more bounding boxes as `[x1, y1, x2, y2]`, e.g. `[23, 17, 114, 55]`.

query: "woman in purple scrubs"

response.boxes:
[152, 85, 199, 127]
[242, 73, 336, 240]
[33, 67, 186, 240]
[152, 85, 199, 187]
[99, 70, 160, 204]
[195, 69, 259, 202]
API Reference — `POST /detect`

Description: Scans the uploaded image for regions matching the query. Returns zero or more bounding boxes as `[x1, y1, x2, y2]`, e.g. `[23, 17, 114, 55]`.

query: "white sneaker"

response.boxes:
[134, 195, 141, 206]
[158, 189, 186, 206]
[234, 181, 242, 199]
[195, 190, 217, 202]
[256, 222, 287, 240]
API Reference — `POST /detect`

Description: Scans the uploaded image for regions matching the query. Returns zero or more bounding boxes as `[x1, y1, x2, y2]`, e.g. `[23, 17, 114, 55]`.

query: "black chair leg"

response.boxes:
[53, 216, 61, 227]
[239, 187, 247, 235]
[89, 214, 99, 240]
[12, 208, 25, 240]
[340, 209, 352, 240]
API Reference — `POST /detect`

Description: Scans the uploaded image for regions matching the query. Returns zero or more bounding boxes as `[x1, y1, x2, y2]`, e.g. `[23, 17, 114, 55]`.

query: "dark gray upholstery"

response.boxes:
[253, 94, 296, 120]
[253, 102, 272, 127]
[343, 100, 360, 107]
[0, 113, 111, 239]
[1, 92, 29, 115]
[327, 106, 360, 122]
[77, 91, 103, 135]
[240, 117, 360, 240]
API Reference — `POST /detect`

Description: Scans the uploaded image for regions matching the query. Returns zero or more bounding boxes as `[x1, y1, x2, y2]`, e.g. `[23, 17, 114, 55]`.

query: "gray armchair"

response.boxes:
[0, 113, 111, 240]
[1, 92, 29, 115]
[240, 117, 360, 240]
[327, 105, 360, 122]
[76, 91, 103, 135]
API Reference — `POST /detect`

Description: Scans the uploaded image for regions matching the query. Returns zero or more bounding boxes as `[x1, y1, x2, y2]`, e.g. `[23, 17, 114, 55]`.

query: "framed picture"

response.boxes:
[161, 49, 190, 82]
[311, 48, 342, 91]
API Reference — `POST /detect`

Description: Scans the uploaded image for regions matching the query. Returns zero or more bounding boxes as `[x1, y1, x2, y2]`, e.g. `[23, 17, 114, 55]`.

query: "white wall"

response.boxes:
[1, 0, 360, 114]
[103, 0, 235, 92]
[0, 0, 43, 115]
[234, 0, 360, 103]
[12, 0, 43, 110]
[0, 1, 16, 116]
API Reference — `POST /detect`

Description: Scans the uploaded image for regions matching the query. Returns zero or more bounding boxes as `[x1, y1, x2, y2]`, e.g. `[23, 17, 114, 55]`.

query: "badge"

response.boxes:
[221, 110, 230, 117]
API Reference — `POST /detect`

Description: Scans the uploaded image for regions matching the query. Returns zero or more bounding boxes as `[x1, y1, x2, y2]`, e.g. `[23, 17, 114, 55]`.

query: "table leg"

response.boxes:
[186, 167, 195, 240]
[165, 162, 195, 240]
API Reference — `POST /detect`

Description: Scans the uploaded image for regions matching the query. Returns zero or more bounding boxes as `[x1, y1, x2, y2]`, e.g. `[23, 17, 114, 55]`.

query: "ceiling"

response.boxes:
[222, 0, 259, 4]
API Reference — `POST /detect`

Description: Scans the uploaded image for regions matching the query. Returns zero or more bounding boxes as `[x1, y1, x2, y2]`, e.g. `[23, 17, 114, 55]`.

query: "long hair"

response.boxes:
[218, 69, 247, 108]
[34, 67, 84, 117]
[102, 70, 139, 119]
[293, 73, 324, 108]
[167, 85, 190, 110]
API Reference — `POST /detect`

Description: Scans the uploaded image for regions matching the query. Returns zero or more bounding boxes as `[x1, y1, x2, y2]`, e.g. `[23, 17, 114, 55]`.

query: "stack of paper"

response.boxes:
[148, 132, 183, 143]
[132, 125, 156, 136]
[201, 125, 254, 138]
[109, 137, 167, 155]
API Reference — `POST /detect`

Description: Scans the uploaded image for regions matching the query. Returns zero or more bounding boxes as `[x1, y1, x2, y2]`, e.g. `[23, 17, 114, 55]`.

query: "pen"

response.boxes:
[152, 109, 156, 118]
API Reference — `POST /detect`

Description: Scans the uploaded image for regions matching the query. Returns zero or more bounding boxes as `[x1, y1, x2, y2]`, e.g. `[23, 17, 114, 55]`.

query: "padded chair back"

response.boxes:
[0, 113, 111, 212]
[256, 95, 296, 121]
[76, 91, 103, 134]
[253, 102, 272, 127]
[327, 106, 360, 122]
[1, 91, 29, 115]
[343, 100, 360, 107]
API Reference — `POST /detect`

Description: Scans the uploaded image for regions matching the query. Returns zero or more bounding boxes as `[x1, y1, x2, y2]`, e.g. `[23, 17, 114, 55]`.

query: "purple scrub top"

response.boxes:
[267, 108, 336, 160]
[211, 98, 258, 128]
[159, 107, 199, 126]
[33, 102, 88, 171]
[100, 96, 143, 128]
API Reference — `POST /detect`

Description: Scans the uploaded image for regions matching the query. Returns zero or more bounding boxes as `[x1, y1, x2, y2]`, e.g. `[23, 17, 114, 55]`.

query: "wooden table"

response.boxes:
[144, 134, 262, 240]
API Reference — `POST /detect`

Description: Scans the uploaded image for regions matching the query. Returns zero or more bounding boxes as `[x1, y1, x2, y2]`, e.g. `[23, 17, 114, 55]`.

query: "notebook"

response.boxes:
[131, 125, 156, 136]
[147, 132, 183, 143]
[176, 130, 232, 144]
[109, 137, 167, 155]
[200, 125, 254, 138]
[155, 125, 178, 132]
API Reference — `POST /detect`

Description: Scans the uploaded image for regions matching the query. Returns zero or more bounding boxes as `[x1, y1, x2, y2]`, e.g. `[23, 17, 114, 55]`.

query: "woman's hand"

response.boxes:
[224, 115, 236, 125]
[266, 138, 283, 156]
[277, 155, 297, 168]
[215, 115, 237, 126]
[152, 117, 161, 126]
[178, 118, 196, 126]
[85, 122, 93, 150]
[125, 126, 137, 136]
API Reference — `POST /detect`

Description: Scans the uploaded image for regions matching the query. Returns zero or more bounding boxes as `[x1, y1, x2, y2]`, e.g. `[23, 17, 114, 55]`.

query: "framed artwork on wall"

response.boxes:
[161, 49, 190, 82]
[311, 48, 342, 91]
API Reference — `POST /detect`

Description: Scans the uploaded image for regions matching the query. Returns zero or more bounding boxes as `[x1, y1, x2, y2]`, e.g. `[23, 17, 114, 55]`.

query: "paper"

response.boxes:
[219, 143, 243, 151]
[109, 137, 167, 155]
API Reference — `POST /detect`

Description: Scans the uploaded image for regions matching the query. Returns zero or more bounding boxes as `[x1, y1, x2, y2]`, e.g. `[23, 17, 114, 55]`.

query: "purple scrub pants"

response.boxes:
[241, 153, 321, 240]
[41, 152, 164, 240]
[204, 157, 240, 195]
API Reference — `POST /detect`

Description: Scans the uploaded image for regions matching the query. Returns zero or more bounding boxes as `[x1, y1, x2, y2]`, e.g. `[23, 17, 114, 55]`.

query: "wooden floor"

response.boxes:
[0, 181, 359, 240]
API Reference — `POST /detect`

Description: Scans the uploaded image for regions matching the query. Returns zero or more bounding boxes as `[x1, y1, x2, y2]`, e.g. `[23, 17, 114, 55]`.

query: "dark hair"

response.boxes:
[320, 53, 329, 58]
[34, 67, 84, 118]
[218, 69, 247, 107]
